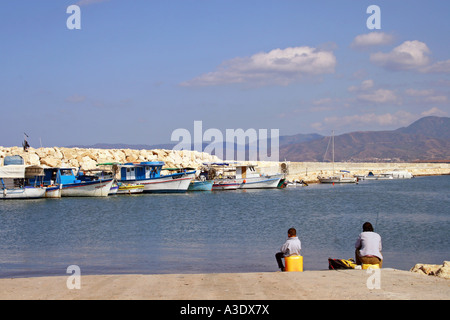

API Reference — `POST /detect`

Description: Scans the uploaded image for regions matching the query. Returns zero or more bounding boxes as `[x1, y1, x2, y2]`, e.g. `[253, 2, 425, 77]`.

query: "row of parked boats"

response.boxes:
[0, 156, 285, 199]
[317, 169, 413, 184]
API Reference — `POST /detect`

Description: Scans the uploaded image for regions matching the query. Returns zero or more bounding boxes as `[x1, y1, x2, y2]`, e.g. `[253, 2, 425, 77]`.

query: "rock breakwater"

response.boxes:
[0, 146, 221, 171]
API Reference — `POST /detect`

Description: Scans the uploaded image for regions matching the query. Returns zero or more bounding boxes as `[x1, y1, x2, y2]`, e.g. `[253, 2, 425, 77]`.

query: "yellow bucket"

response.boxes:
[284, 255, 303, 272]
[362, 264, 380, 270]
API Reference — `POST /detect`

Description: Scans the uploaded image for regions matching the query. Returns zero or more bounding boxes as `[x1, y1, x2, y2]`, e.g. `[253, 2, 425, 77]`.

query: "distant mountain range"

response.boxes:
[279, 116, 450, 162]
[68, 116, 450, 162]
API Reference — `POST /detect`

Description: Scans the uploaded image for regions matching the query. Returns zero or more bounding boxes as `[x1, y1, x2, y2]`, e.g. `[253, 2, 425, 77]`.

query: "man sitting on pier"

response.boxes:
[355, 222, 383, 267]
[275, 227, 302, 272]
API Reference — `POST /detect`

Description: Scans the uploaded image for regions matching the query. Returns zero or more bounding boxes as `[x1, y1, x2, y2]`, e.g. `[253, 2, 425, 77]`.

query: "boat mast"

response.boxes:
[332, 130, 335, 174]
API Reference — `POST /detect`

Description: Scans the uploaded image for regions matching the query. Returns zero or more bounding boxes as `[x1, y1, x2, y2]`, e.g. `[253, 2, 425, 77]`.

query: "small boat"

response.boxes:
[203, 162, 283, 190]
[364, 172, 393, 180]
[382, 169, 413, 179]
[317, 131, 357, 184]
[203, 162, 242, 190]
[0, 163, 46, 199]
[318, 171, 357, 184]
[236, 164, 283, 189]
[163, 167, 213, 192]
[118, 161, 195, 193]
[35, 167, 113, 197]
[117, 182, 144, 194]
[285, 180, 308, 188]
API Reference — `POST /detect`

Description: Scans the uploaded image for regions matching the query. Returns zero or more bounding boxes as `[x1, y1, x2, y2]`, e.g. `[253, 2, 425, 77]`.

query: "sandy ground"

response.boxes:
[0, 268, 448, 300]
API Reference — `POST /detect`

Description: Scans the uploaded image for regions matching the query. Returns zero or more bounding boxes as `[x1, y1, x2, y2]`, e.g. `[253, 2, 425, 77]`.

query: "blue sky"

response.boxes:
[0, 0, 449, 147]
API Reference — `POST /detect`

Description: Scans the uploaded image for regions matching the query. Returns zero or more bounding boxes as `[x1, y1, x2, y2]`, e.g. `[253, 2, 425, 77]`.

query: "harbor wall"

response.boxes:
[1, 146, 449, 183]
[254, 160, 450, 183]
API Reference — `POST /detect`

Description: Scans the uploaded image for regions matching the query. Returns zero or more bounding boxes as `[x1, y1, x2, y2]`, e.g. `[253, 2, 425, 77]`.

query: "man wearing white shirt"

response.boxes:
[355, 222, 383, 267]
[275, 227, 302, 271]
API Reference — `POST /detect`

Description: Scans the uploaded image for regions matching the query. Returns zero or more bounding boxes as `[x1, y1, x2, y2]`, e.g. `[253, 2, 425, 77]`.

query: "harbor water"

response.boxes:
[0, 175, 448, 278]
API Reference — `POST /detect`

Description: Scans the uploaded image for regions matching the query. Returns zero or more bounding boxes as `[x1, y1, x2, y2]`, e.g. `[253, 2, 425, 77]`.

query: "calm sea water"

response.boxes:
[0, 175, 448, 278]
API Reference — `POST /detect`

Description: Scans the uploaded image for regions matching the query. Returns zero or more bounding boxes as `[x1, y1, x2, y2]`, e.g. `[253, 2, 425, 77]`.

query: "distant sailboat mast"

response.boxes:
[332, 130, 335, 175]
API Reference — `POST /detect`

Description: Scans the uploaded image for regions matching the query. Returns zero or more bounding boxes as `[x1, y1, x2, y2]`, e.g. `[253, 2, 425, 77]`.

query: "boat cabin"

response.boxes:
[0, 165, 45, 189]
[32, 167, 79, 186]
[119, 161, 164, 181]
[235, 165, 261, 179]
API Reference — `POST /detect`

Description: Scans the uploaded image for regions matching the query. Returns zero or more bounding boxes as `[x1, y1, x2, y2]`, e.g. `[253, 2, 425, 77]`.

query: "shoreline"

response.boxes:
[0, 269, 448, 300]
[1, 146, 449, 185]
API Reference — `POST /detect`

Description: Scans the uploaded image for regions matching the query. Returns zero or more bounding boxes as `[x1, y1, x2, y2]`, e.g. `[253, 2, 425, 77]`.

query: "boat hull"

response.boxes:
[61, 179, 114, 197]
[1, 187, 46, 199]
[45, 185, 62, 198]
[239, 174, 283, 189]
[109, 183, 119, 195]
[117, 184, 144, 194]
[121, 172, 195, 193]
[188, 180, 213, 191]
[212, 179, 241, 190]
[318, 176, 357, 183]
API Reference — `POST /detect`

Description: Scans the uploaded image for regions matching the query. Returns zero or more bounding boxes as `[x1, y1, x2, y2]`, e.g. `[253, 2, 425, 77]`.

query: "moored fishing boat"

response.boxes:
[118, 161, 195, 193]
[202, 162, 241, 190]
[35, 167, 113, 197]
[164, 167, 213, 191]
[236, 164, 282, 189]
[0, 163, 46, 199]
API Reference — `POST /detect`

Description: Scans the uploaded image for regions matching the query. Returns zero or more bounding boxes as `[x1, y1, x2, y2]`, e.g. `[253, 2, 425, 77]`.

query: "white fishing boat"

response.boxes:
[236, 164, 282, 189]
[35, 167, 113, 197]
[118, 161, 195, 193]
[0, 164, 46, 199]
[202, 162, 242, 190]
[317, 131, 357, 184]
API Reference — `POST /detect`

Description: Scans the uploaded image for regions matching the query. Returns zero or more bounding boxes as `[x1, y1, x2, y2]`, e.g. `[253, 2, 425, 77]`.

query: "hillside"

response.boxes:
[280, 116, 450, 162]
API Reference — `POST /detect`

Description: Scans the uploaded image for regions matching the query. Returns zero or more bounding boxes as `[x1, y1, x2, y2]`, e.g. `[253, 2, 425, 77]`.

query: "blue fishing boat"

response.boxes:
[36, 167, 113, 197]
[118, 161, 195, 193]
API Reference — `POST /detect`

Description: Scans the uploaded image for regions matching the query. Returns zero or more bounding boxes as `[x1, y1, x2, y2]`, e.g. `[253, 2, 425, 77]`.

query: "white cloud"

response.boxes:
[348, 79, 374, 92]
[370, 40, 431, 71]
[404, 88, 449, 104]
[351, 32, 395, 49]
[181, 46, 336, 87]
[419, 59, 450, 74]
[347, 79, 400, 104]
[312, 98, 333, 106]
[404, 88, 435, 97]
[369, 40, 450, 74]
[421, 107, 448, 117]
[314, 108, 448, 132]
[357, 89, 399, 104]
